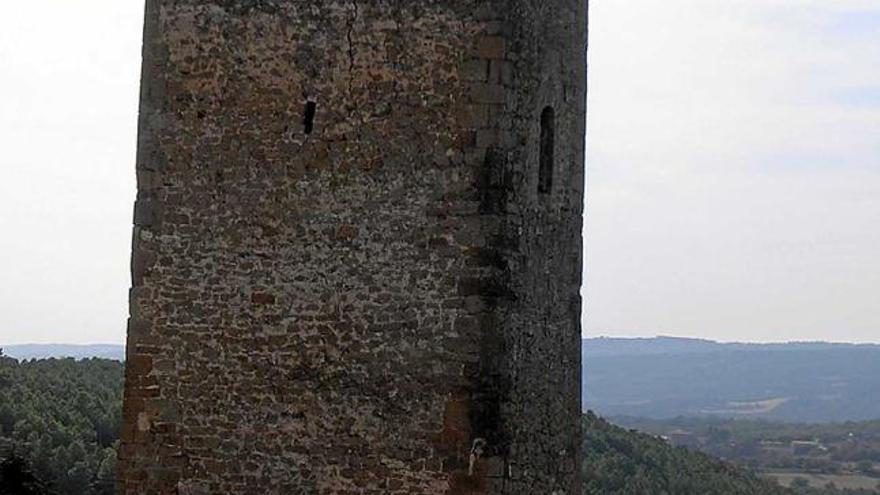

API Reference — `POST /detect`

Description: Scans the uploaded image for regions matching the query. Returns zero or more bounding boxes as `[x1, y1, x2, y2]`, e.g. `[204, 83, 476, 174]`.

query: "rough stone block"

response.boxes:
[473, 36, 506, 59]
[460, 59, 489, 82]
[468, 83, 506, 104]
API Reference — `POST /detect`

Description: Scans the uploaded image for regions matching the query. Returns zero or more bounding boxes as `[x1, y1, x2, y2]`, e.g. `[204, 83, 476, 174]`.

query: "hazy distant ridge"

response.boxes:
[583, 337, 880, 422]
[1, 344, 125, 361]
[584, 336, 880, 357]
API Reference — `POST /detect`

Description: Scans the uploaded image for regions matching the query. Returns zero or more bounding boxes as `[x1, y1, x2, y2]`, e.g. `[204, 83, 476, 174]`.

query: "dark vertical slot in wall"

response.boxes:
[303, 101, 317, 134]
[538, 106, 555, 194]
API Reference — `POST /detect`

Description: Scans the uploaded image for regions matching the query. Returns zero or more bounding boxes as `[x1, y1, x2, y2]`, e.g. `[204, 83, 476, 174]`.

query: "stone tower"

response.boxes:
[119, 1, 587, 494]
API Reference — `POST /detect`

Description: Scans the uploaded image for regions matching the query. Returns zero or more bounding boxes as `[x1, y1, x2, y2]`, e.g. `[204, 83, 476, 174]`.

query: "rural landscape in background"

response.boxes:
[4, 339, 880, 493]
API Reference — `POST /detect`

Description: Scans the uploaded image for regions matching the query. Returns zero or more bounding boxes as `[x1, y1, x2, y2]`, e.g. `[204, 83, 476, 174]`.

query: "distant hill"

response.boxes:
[585, 336, 880, 357]
[1, 344, 124, 361]
[583, 337, 880, 422]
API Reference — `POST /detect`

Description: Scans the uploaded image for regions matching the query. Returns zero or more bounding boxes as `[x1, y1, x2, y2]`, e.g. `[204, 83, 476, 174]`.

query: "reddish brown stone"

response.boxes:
[120, 2, 586, 494]
[473, 36, 506, 60]
[251, 292, 276, 305]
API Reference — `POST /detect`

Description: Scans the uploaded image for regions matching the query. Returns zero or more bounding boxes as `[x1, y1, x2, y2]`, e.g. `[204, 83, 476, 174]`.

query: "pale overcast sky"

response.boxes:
[587, 0, 880, 343]
[0, 1, 877, 345]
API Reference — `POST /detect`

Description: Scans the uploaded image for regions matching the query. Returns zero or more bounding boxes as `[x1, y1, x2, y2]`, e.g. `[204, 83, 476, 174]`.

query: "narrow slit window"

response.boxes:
[538, 106, 555, 194]
[303, 101, 317, 134]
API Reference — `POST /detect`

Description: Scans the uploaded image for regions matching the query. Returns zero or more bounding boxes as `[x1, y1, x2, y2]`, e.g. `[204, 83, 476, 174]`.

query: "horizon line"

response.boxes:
[5, 336, 880, 347]
[586, 334, 880, 345]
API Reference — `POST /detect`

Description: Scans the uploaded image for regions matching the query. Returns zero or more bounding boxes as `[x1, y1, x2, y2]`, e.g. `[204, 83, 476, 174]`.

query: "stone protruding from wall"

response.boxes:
[119, 1, 587, 494]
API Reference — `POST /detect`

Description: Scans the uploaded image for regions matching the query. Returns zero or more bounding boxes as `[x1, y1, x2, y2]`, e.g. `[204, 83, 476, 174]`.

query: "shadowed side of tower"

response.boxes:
[119, 1, 586, 494]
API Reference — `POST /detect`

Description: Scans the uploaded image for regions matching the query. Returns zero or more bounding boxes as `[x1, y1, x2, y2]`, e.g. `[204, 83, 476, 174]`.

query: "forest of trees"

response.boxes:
[0, 352, 121, 494]
[582, 411, 795, 494]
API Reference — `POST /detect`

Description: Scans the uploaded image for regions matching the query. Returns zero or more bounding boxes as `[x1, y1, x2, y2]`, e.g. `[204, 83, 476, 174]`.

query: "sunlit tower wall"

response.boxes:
[119, 1, 587, 493]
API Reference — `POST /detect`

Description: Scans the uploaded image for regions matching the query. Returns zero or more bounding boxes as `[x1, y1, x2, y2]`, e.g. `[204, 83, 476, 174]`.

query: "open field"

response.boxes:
[700, 397, 790, 415]
[764, 471, 880, 491]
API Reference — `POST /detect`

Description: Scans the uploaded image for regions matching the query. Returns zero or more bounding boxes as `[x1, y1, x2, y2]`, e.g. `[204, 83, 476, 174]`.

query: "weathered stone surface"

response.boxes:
[119, 1, 587, 494]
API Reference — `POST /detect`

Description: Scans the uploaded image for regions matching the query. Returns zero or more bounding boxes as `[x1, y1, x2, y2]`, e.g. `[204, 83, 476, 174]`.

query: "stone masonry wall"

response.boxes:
[119, 1, 586, 494]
